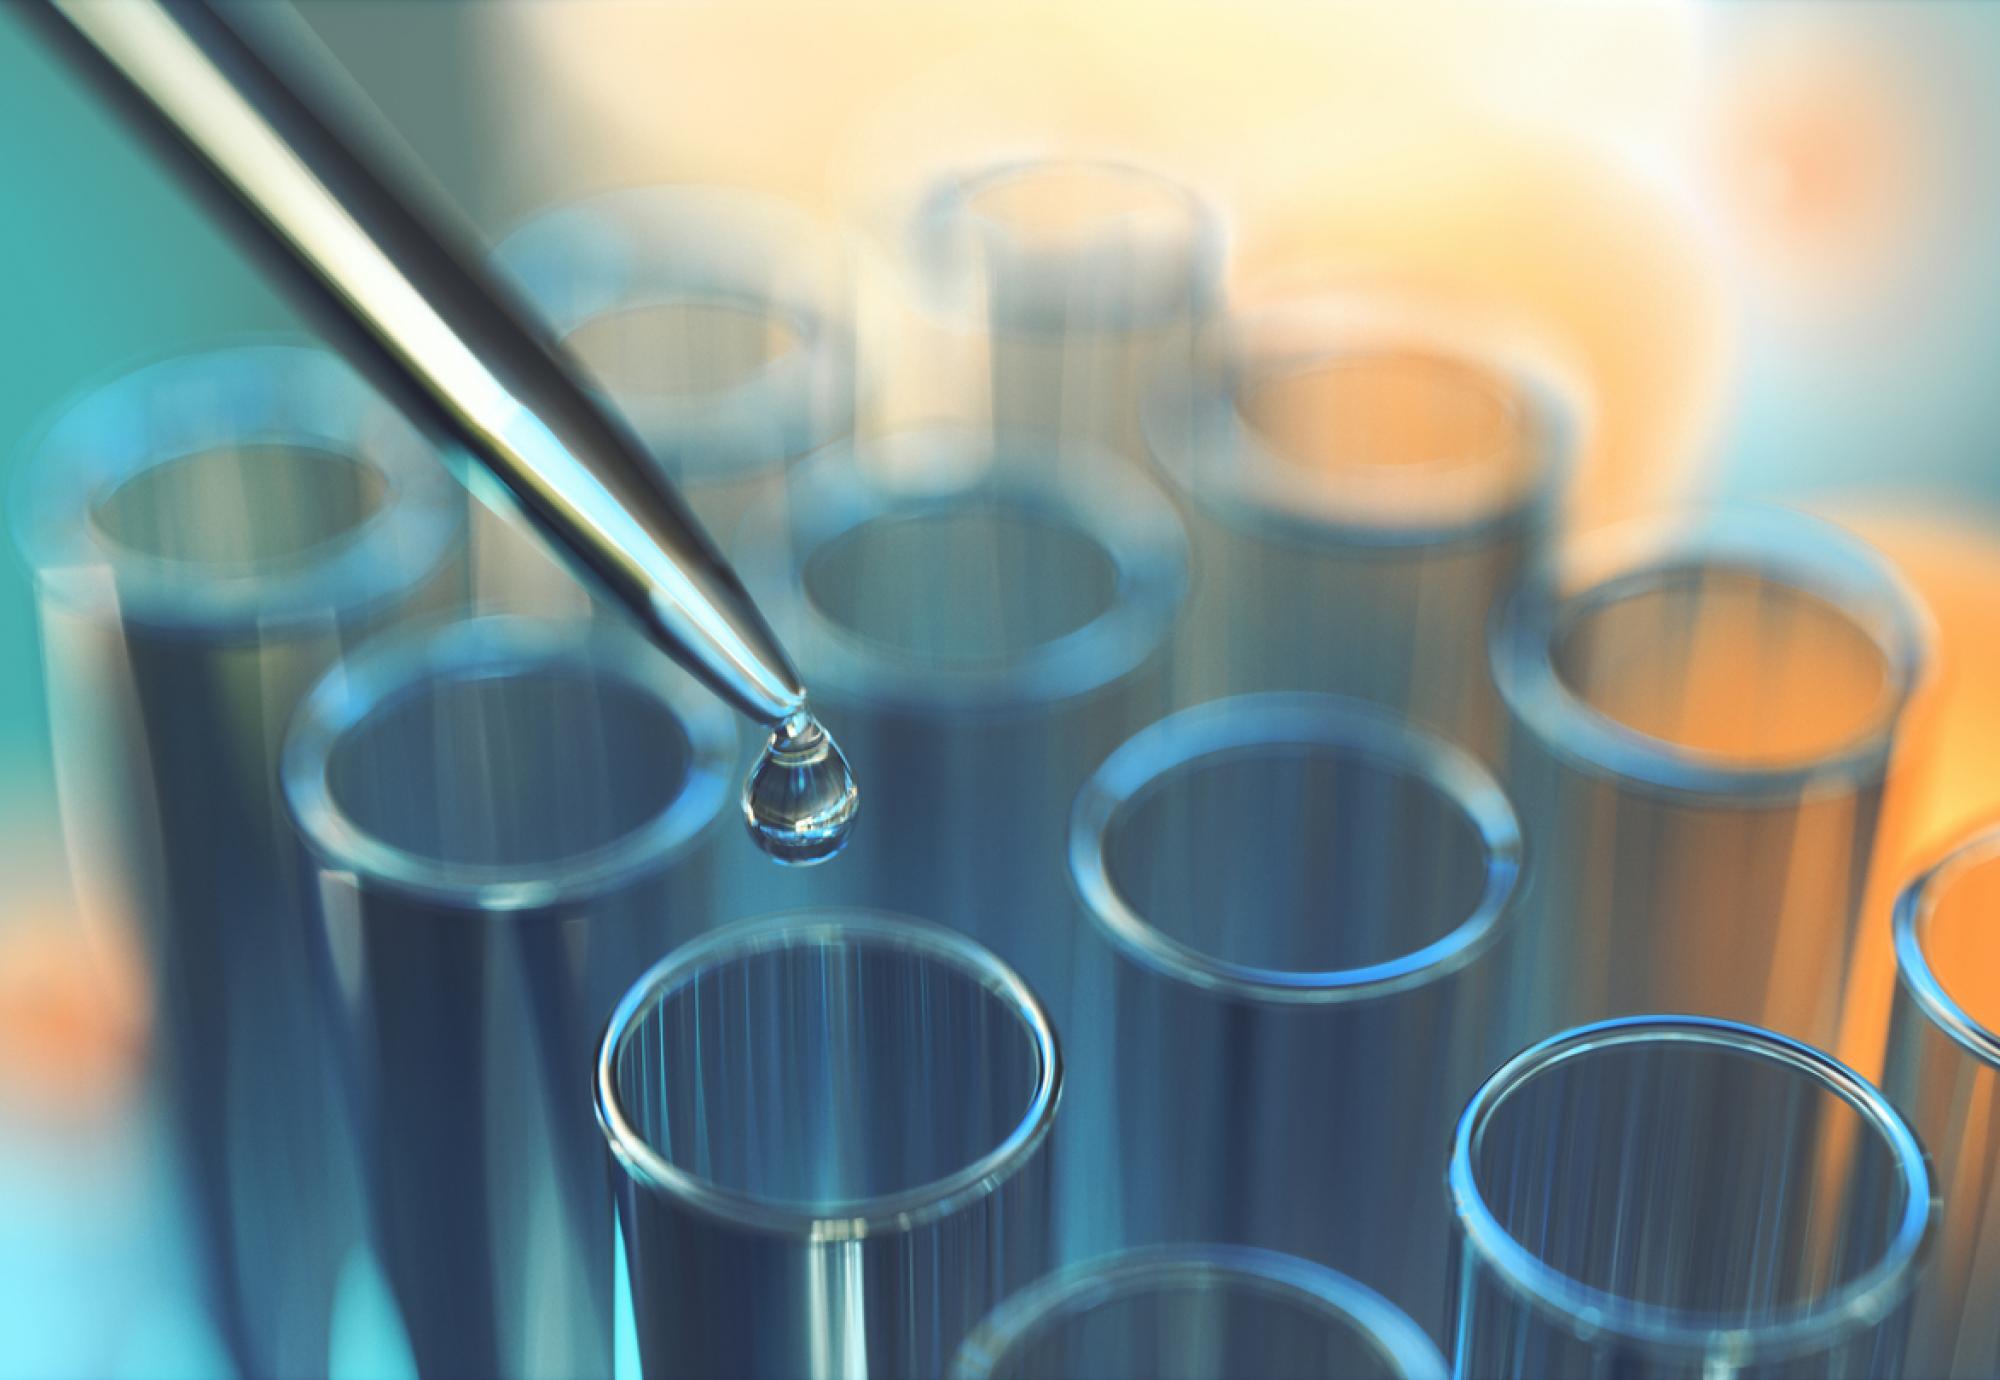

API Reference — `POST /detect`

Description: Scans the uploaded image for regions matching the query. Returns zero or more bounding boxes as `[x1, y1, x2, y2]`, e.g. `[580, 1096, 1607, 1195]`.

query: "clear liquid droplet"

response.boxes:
[741, 710, 859, 865]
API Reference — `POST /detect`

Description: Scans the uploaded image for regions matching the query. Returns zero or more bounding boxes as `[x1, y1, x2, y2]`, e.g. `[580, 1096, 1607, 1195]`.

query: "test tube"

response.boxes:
[596, 910, 1062, 1380]
[949, 1245, 1449, 1380]
[10, 342, 466, 1379]
[1450, 1016, 1933, 1379]
[485, 184, 857, 608]
[904, 156, 1224, 467]
[1490, 507, 1929, 1048]
[283, 614, 733, 1380]
[1882, 826, 2000, 1378]
[1147, 297, 1571, 745]
[1063, 693, 1521, 1337]
[729, 427, 1187, 1011]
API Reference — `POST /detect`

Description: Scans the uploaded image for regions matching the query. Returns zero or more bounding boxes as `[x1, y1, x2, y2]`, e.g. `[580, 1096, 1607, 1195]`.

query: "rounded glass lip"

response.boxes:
[281, 614, 734, 911]
[735, 428, 1188, 712]
[1069, 692, 1522, 1005]
[909, 154, 1227, 335]
[11, 340, 463, 637]
[1142, 305, 1574, 549]
[491, 184, 857, 484]
[1894, 825, 2000, 1069]
[947, 1244, 1448, 1380]
[1490, 506, 1930, 801]
[595, 909, 1063, 1240]
[1448, 1014, 1935, 1363]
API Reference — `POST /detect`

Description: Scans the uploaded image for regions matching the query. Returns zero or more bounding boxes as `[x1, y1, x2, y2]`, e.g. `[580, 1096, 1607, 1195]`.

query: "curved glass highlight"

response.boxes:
[596, 910, 1061, 1379]
[1145, 296, 1573, 745]
[1884, 826, 2000, 1377]
[10, 341, 465, 1380]
[1451, 1016, 1933, 1378]
[729, 426, 1188, 1005]
[948, 1246, 1448, 1380]
[1062, 693, 1521, 1336]
[283, 614, 733, 1380]
[904, 156, 1224, 463]
[1488, 506, 1930, 1047]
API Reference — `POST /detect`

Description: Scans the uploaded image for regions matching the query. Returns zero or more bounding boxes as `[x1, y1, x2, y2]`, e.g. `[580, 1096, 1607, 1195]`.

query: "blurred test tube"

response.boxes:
[729, 427, 1187, 1007]
[1147, 298, 1571, 747]
[1450, 1016, 1933, 1379]
[283, 614, 733, 1380]
[1063, 693, 1520, 1336]
[10, 342, 466, 1379]
[485, 184, 858, 610]
[948, 1245, 1448, 1380]
[596, 910, 1061, 1380]
[1491, 508, 1929, 1048]
[1882, 825, 2000, 1378]
[903, 157, 1223, 467]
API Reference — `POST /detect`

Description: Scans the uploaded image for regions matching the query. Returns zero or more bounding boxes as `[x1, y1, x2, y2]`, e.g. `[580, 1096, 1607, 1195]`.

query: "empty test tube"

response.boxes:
[1063, 693, 1521, 1336]
[1882, 825, 2000, 1378]
[905, 157, 1223, 466]
[729, 427, 1187, 1009]
[283, 614, 733, 1380]
[596, 911, 1062, 1380]
[1147, 297, 1570, 744]
[1490, 507, 1928, 1048]
[1450, 1016, 1933, 1379]
[11, 342, 465, 1379]
[949, 1245, 1448, 1380]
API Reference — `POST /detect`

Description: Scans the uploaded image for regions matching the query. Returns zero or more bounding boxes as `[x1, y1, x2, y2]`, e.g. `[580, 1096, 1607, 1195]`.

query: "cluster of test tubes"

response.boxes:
[14, 158, 1995, 1380]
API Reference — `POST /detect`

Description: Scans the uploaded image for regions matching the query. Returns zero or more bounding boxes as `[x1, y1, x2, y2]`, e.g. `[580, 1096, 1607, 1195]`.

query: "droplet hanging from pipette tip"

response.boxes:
[741, 709, 859, 865]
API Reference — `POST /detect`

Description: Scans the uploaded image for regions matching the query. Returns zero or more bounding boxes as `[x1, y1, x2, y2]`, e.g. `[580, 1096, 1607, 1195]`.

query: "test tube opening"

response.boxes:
[597, 912, 1060, 1230]
[89, 444, 389, 572]
[949, 1246, 1447, 1380]
[1074, 695, 1520, 1000]
[1451, 1017, 1932, 1360]
[1496, 509, 1927, 793]
[803, 505, 1119, 670]
[1895, 831, 2000, 1066]
[286, 618, 733, 901]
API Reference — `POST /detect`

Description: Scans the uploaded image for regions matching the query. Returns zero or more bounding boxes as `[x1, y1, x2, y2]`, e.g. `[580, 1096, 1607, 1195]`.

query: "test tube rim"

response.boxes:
[490, 183, 858, 485]
[1490, 504, 1930, 802]
[281, 612, 734, 910]
[1447, 1014, 1935, 1363]
[908, 153, 1227, 337]
[11, 338, 464, 638]
[1069, 691, 1521, 1006]
[1893, 825, 2000, 1070]
[1142, 302, 1575, 550]
[946, 1243, 1449, 1380]
[594, 908, 1063, 1239]
[737, 428, 1189, 712]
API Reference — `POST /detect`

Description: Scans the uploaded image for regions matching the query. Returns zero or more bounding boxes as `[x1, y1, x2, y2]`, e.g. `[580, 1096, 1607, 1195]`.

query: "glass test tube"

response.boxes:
[10, 342, 466, 1380]
[729, 426, 1188, 1011]
[1882, 826, 2000, 1378]
[1146, 297, 1571, 747]
[596, 911, 1062, 1380]
[282, 614, 733, 1380]
[1490, 507, 1929, 1048]
[949, 1245, 1448, 1380]
[1063, 693, 1521, 1336]
[904, 157, 1223, 466]
[1450, 1016, 1934, 1379]
[487, 184, 858, 608]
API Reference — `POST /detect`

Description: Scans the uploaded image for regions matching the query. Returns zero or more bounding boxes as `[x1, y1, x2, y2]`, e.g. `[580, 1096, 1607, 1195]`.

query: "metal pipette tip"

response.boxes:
[32, 0, 858, 865]
[741, 709, 860, 865]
